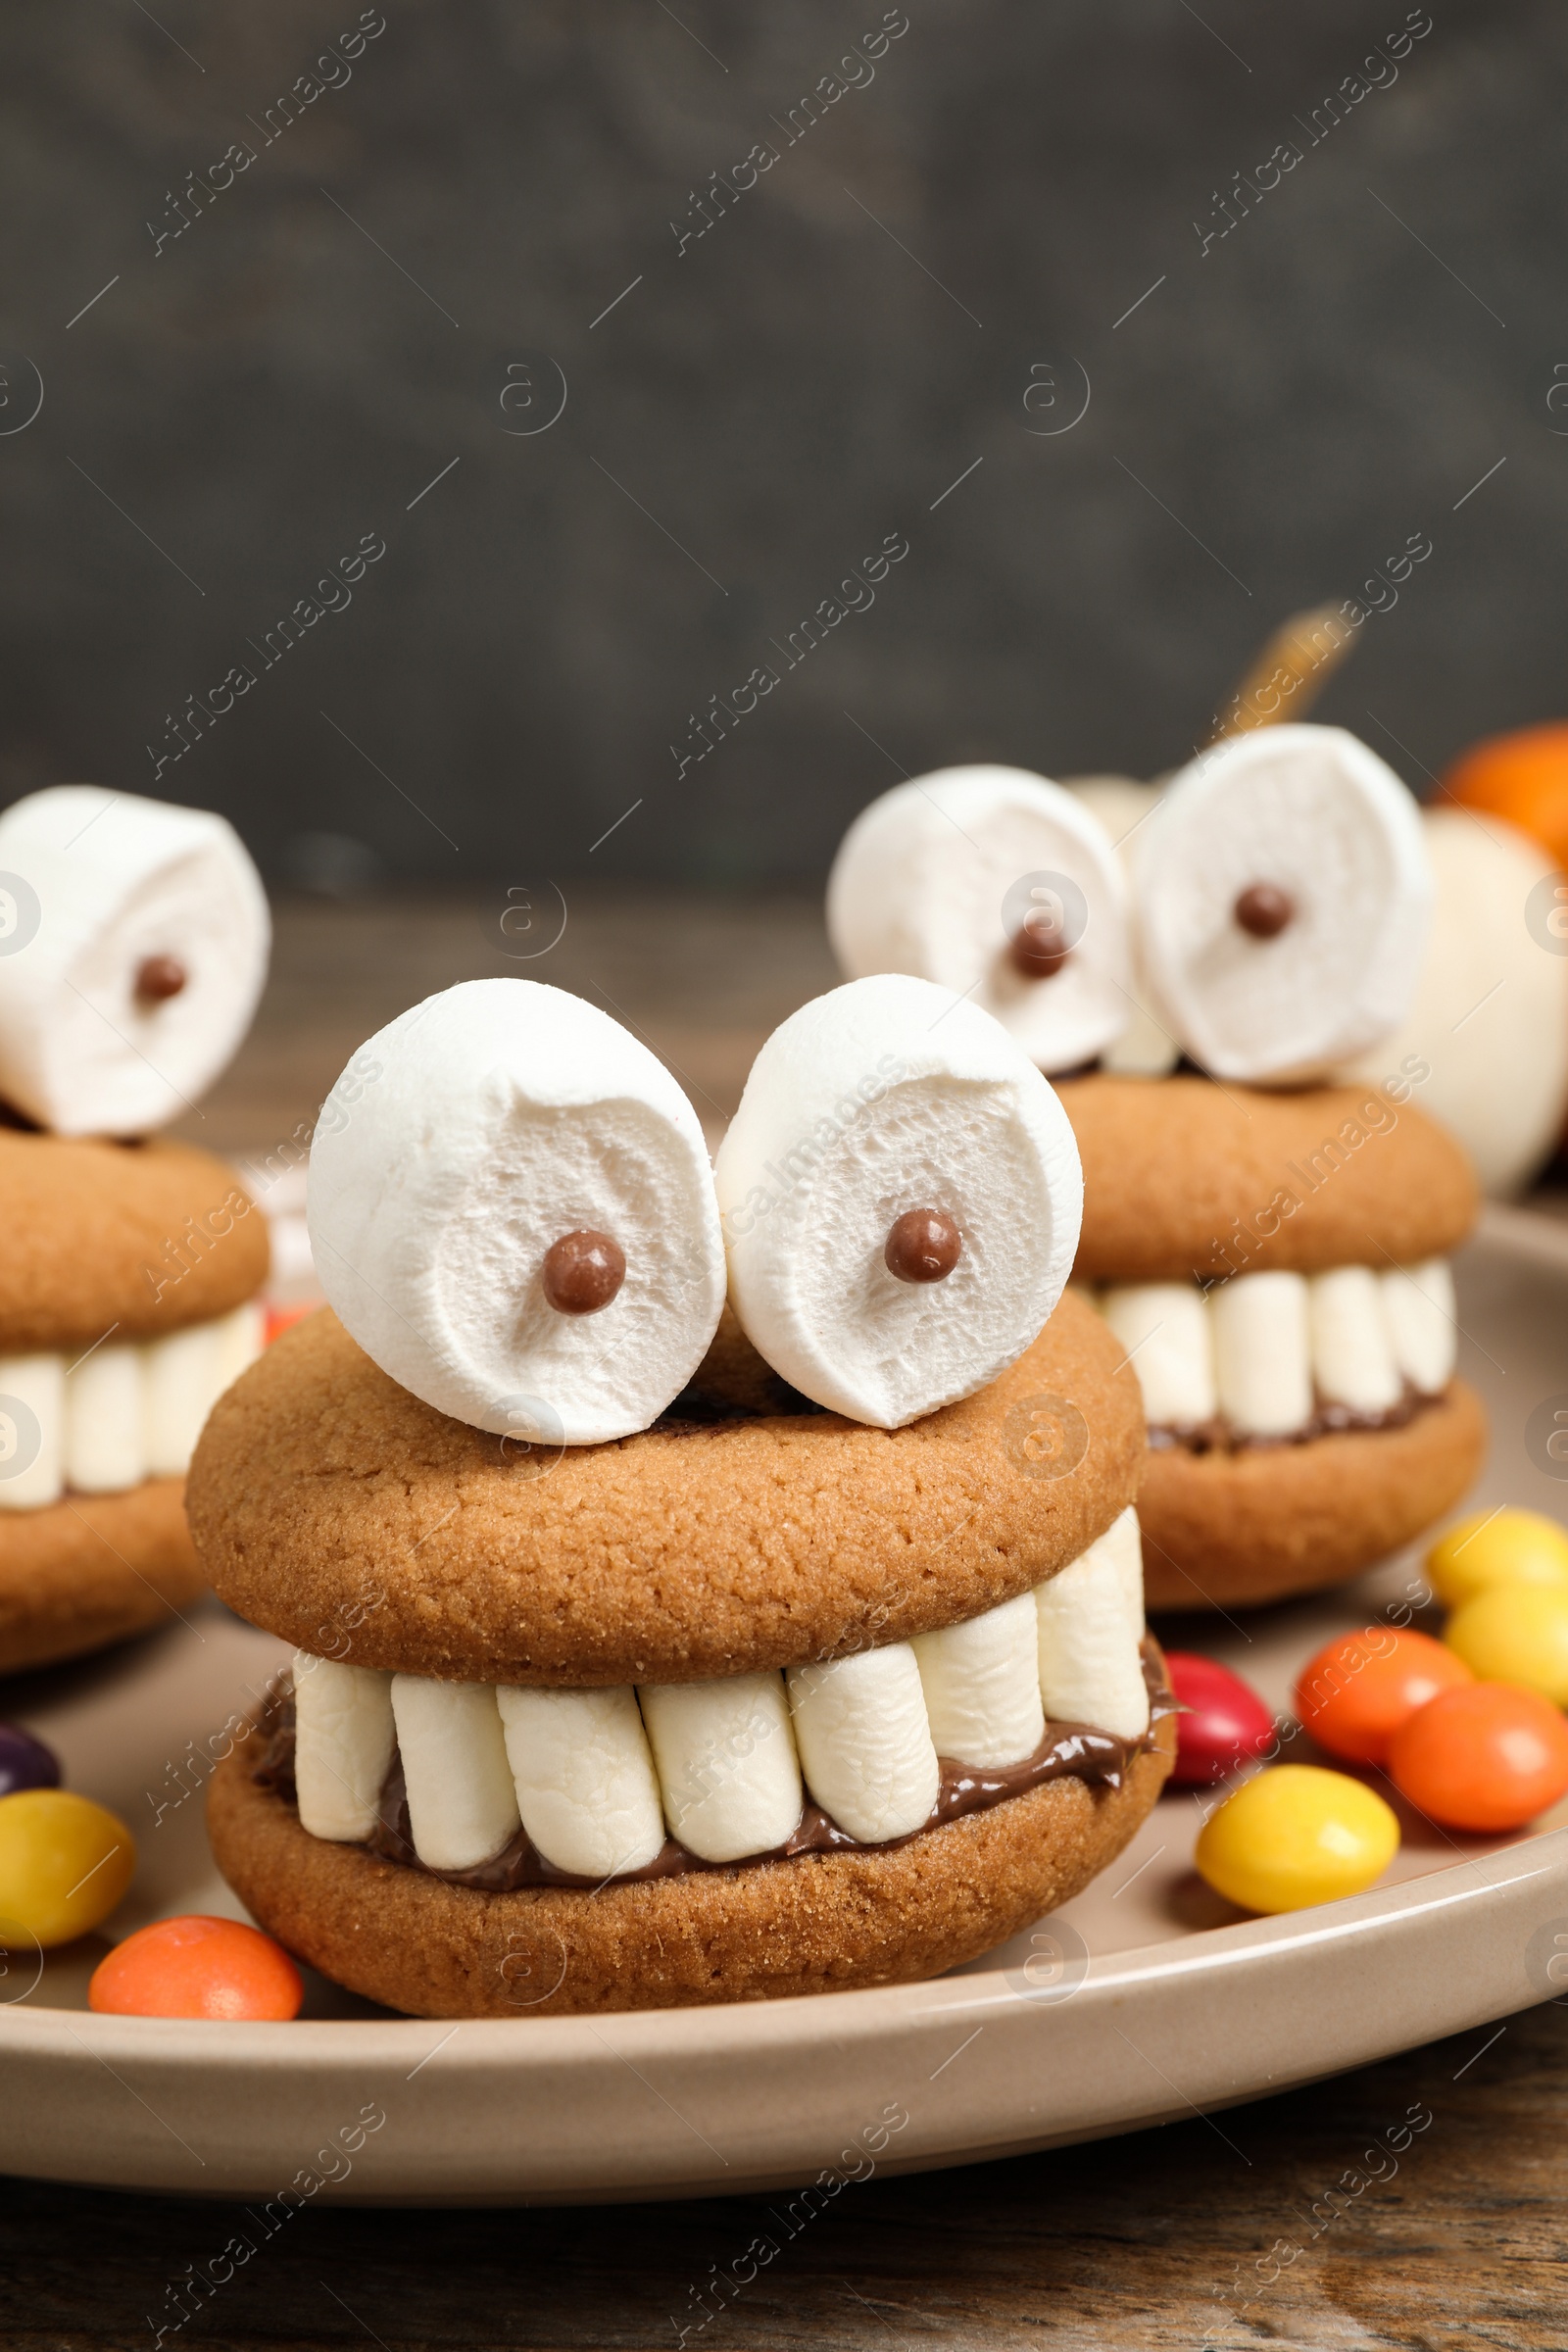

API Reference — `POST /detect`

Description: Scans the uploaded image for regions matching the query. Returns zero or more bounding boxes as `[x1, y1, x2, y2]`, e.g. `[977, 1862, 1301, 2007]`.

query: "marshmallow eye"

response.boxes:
[308, 979, 728, 1446]
[0, 787, 270, 1135]
[713, 974, 1083, 1428]
[826, 766, 1131, 1074]
[1135, 725, 1432, 1085]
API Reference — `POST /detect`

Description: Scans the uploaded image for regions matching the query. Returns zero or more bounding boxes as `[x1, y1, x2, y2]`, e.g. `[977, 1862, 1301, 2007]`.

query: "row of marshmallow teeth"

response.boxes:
[292, 1508, 1150, 1881]
[0, 1300, 266, 1511]
[1089, 1259, 1456, 1440]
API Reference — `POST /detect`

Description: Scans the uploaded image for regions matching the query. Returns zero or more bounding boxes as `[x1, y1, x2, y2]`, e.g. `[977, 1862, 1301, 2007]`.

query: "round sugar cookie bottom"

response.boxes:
[1138, 1381, 1486, 1611]
[208, 1704, 1175, 2018]
[0, 1477, 202, 1674]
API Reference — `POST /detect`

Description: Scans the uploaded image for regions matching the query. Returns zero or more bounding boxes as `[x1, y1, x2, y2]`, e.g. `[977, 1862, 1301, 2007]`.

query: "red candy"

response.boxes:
[1295, 1627, 1472, 1766]
[88, 1914, 304, 2020]
[1164, 1652, 1275, 1786]
[264, 1301, 317, 1348]
[1387, 1683, 1568, 1834]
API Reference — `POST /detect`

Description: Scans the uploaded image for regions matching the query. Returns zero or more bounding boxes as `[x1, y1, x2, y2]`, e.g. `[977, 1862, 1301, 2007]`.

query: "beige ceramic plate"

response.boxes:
[2, 1208, 1566, 2206]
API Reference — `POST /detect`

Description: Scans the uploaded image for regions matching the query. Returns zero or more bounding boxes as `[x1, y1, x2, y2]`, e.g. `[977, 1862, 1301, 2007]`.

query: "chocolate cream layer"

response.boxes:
[255, 1643, 1172, 1892]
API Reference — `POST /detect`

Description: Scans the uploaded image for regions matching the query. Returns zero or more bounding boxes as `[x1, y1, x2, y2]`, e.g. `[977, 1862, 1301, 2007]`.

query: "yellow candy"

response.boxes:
[1195, 1764, 1399, 1915]
[0, 1790, 136, 1948]
[1428, 1509, 1568, 1608]
[1445, 1583, 1568, 1708]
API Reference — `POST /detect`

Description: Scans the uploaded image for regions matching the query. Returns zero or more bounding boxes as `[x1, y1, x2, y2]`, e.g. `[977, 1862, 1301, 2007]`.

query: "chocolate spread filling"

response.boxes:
[1149, 1381, 1446, 1457]
[254, 1643, 1173, 1893]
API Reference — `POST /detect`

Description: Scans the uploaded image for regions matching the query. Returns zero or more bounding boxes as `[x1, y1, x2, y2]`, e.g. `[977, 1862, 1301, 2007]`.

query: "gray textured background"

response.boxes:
[1, 0, 1560, 888]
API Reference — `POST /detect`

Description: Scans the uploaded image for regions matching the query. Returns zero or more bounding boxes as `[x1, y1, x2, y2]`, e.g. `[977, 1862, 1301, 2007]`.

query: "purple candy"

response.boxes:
[0, 1723, 60, 1798]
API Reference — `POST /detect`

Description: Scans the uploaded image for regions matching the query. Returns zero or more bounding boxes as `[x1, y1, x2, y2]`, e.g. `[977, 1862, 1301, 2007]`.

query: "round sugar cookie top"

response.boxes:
[186, 1290, 1144, 1688]
[0, 1131, 270, 1350]
[1059, 1073, 1479, 1286]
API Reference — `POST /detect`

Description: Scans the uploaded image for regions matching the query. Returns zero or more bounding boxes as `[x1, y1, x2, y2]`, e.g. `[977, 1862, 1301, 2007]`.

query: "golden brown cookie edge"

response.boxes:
[0, 1132, 270, 1351]
[1059, 1074, 1479, 1284]
[0, 1476, 203, 1674]
[1138, 1379, 1486, 1610]
[189, 1292, 1146, 1686]
[208, 1696, 1175, 2018]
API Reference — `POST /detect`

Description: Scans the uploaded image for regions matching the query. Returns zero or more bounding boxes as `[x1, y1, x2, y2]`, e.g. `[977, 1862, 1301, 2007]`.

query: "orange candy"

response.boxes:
[1388, 1684, 1568, 1834]
[1443, 720, 1568, 871]
[1295, 1627, 1472, 1765]
[88, 1914, 303, 2020]
[264, 1301, 318, 1348]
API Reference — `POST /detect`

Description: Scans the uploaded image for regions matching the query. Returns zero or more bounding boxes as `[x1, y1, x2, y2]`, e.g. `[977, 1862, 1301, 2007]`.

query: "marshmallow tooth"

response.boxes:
[1381, 1259, 1456, 1395]
[826, 766, 1131, 1073]
[713, 974, 1083, 1427]
[1135, 726, 1432, 1084]
[497, 1685, 666, 1880]
[0, 1354, 64, 1510]
[787, 1643, 940, 1843]
[142, 1321, 224, 1477]
[293, 1654, 397, 1843]
[1308, 1265, 1402, 1412]
[308, 980, 727, 1446]
[1036, 1516, 1149, 1743]
[391, 1677, 521, 1873]
[1099, 1282, 1216, 1427]
[911, 1591, 1045, 1768]
[65, 1343, 146, 1494]
[0, 787, 269, 1135]
[638, 1673, 804, 1864]
[1210, 1270, 1312, 1438]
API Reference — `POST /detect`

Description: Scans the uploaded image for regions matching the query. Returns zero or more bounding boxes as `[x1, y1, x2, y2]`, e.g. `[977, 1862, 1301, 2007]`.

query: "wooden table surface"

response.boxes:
[10, 892, 1565, 2351]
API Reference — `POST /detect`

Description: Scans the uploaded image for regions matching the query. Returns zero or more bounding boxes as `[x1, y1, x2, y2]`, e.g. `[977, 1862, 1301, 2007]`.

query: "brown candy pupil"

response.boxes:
[135, 954, 187, 1003]
[541, 1228, 625, 1315]
[884, 1208, 962, 1285]
[1009, 907, 1070, 979]
[1234, 883, 1294, 939]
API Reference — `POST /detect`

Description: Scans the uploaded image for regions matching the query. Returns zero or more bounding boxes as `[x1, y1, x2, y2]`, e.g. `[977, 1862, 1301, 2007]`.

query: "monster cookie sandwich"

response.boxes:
[0, 787, 270, 1672]
[828, 727, 1485, 1608]
[198, 976, 1172, 2018]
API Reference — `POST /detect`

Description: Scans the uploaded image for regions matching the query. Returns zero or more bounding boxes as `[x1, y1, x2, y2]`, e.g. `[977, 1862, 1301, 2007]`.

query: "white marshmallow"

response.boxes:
[1338, 808, 1568, 1196]
[911, 1592, 1044, 1768]
[826, 766, 1132, 1073]
[308, 979, 726, 1446]
[1381, 1258, 1457, 1394]
[1135, 726, 1432, 1084]
[0, 1354, 64, 1510]
[1210, 1270, 1312, 1437]
[786, 1643, 940, 1843]
[65, 1342, 145, 1494]
[1099, 1282, 1216, 1426]
[1309, 1264, 1402, 1412]
[497, 1685, 665, 1880]
[1066, 776, 1181, 1078]
[1036, 1524, 1150, 1742]
[214, 1297, 268, 1391]
[1099, 1501, 1147, 1640]
[391, 1676, 521, 1873]
[0, 787, 269, 1135]
[638, 1672, 803, 1864]
[713, 975, 1083, 1427]
[142, 1320, 224, 1477]
[293, 1652, 396, 1843]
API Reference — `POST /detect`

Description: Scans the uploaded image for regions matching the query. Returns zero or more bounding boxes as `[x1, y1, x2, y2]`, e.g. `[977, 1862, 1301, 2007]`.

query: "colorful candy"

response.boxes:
[1295, 1627, 1472, 1766]
[1195, 1764, 1399, 1914]
[88, 1914, 303, 2020]
[1163, 1652, 1275, 1786]
[1387, 1683, 1568, 1833]
[1427, 1508, 1568, 1609]
[0, 1790, 135, 1946]
[0, 1725, 60, 1799]
[1443, 1584, 1568, 1708]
